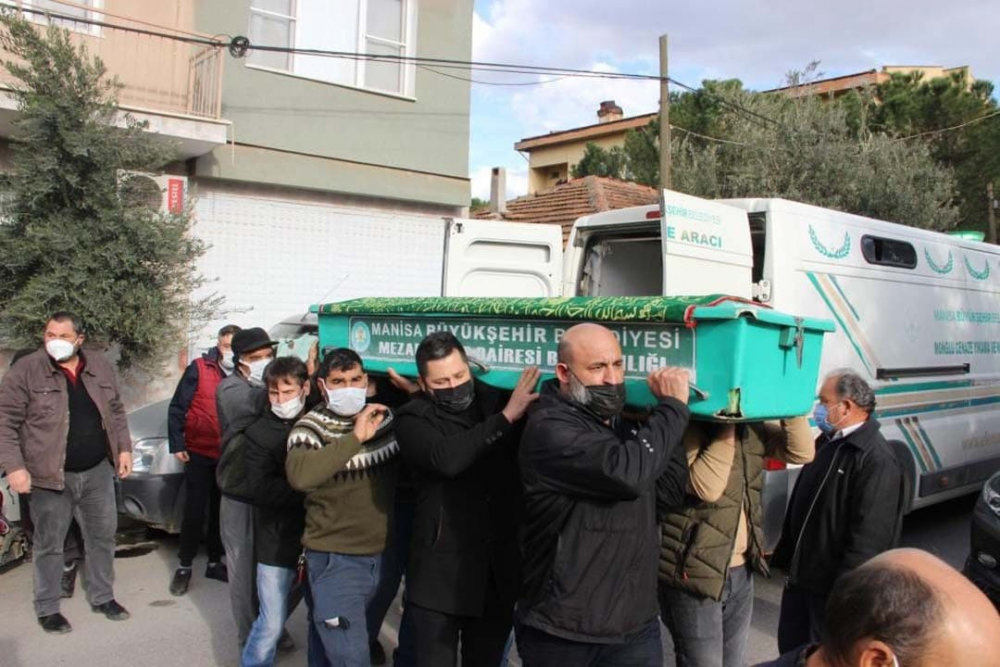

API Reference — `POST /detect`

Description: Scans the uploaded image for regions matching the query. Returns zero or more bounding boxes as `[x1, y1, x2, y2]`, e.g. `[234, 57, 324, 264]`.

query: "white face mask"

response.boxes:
[325, 386, 367, 417]
[271, 393, 305, 421]
[242, 358, 271, 386]
[220, 350, 234, 372]
[45, 339, 77, 362]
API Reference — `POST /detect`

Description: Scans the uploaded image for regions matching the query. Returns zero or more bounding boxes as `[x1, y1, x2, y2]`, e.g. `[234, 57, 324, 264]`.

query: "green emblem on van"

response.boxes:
[808, 226, 850, 260]
[964, 256, 991, 281]
[924, 249, 954, 275]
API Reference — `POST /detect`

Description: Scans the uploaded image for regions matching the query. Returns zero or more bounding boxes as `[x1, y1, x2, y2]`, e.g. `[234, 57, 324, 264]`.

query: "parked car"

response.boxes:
[965, 469, 1000, 609]
[116, 313, 318, 532]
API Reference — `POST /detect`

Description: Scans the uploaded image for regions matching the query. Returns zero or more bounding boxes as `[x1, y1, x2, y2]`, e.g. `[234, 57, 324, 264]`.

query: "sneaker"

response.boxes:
[38, 612, 72, 634]
[370, 639, 387, 665]
[170, 567, 192, 596]
[277, 628, 295, 653]
[60, 562, 78, 599]
[205, 561, 228, 583]
[91, 599, 130, 621]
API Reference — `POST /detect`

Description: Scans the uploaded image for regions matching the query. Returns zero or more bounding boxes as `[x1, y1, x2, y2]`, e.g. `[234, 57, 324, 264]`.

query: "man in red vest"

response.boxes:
[168, 324, 241, 596]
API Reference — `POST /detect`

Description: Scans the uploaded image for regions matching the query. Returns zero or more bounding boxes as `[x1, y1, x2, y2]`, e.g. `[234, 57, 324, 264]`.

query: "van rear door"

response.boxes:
[442, 219, 564, 297]
[661, 190, 753, 298]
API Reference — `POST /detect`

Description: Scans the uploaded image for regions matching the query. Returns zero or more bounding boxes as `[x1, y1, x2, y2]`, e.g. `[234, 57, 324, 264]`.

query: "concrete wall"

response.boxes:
[193, 0, 473, 208]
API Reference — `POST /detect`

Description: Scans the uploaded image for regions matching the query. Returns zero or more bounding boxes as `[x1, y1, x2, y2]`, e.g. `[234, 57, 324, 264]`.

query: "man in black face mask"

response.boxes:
[516, 322, 691, 667]
[395, 331, 540, 667]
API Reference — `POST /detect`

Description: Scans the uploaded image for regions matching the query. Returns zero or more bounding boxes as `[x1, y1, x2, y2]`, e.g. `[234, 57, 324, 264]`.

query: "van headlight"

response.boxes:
[130, 438, 183, 476]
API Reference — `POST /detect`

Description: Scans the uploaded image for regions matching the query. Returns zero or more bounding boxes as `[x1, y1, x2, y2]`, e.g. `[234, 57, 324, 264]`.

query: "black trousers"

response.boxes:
[178, 451, 223, 567]
[407, 582, 514, 667]
[777, 583, 827, 654]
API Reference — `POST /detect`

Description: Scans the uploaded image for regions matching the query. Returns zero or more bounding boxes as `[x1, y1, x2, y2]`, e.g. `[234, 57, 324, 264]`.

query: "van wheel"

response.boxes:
[888, 440, 916, 515]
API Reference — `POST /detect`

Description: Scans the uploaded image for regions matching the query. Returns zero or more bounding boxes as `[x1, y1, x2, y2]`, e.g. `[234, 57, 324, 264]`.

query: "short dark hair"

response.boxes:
[218, 324, 241, 338]
[416, 331, 467, 377]
[263, 356, 308, 389]
[319, 348, 364, 379]
[823, 560, 943, 666]
[47, 311, 84, 335]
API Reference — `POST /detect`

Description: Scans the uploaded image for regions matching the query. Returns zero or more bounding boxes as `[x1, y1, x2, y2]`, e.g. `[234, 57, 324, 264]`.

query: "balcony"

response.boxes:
[0, 0, 229, 159]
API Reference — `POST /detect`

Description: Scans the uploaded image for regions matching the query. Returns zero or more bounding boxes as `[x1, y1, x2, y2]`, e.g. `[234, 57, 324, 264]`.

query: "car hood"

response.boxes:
[126, 399, 169, 442]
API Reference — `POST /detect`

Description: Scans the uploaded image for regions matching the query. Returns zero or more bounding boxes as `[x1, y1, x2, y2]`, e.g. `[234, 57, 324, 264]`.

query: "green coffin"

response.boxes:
[313, 296, 835, 421]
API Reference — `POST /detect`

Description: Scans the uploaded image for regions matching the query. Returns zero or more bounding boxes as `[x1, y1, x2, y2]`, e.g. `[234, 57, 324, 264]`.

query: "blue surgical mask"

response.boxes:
[813, 403, 834, 433]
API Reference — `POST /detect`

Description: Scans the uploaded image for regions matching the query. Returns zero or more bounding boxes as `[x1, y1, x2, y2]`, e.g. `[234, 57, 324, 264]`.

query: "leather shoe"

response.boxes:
[38, 613, 72, 634]
[91, 600, 130, 621]
[205, 562, 228, 583]
[170, 568, 192, 596]
[60, 562, 78, 599]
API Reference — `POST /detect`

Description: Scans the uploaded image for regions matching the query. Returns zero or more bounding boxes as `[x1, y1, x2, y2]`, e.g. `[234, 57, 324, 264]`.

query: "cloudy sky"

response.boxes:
[468, 0, 1000, 201]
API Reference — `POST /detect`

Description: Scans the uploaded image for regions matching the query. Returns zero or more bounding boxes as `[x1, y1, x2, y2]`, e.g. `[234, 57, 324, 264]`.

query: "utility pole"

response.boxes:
[989, 182, 997, 244]
[659, 34, 670, 192]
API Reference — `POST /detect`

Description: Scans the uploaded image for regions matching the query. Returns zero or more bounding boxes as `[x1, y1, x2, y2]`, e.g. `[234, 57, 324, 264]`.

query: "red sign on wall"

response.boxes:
[167, 178, 185, 214]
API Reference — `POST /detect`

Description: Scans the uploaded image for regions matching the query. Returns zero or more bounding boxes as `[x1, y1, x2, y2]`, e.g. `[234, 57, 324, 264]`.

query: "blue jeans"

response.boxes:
[307, 550, 382, 667]
[242, 564, 297, 667]
[516, 618, 662, 667]
[660, 565, 755, 667]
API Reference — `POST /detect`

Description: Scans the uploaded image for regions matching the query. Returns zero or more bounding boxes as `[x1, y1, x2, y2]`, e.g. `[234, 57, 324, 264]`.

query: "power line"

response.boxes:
[415, 65, 567, 86]
[6, 6, 782, 129]
[891, 107, 1000, 142]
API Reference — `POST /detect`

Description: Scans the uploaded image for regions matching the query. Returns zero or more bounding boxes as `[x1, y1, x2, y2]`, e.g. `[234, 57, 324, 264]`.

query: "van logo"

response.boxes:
[808, 226, 851, 260]
[964, 255, 991, 281]
[350, 322, 372, 353]
[924, 249, 953, 275]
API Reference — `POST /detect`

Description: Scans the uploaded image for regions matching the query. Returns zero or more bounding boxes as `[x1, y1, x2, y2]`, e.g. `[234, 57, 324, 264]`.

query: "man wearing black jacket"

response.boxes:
[240, 357, 316, 667]
[516, 323, 691, 667]
[772, 371, 904, 654]
[395, 331, 540, 667]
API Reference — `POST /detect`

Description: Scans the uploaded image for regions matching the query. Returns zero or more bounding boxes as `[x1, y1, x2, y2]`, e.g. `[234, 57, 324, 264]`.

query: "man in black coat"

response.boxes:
[772, 370, 905, 654]
[394, 331, 540, 667]
[516, 323, 691, 667]
[240, 357, 315, 667]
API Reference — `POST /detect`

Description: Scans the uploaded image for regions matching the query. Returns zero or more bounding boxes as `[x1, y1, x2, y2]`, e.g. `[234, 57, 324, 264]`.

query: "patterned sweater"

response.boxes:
[285, 405, 399, 555]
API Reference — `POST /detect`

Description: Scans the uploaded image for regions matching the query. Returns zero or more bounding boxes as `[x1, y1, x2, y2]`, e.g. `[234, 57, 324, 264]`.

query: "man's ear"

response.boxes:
[302, 381, 312, 397]
[858, 640, 896, 667]
[555, 362, 571, 384]
[417, 377, 427, 393]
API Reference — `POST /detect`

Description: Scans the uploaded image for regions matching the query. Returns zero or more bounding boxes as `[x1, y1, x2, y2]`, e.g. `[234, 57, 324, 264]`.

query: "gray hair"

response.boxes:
[826, 369, 876, 415]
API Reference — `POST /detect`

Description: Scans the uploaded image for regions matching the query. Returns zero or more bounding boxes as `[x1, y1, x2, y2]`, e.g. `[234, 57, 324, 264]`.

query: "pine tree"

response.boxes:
[0, 11, 215, 368]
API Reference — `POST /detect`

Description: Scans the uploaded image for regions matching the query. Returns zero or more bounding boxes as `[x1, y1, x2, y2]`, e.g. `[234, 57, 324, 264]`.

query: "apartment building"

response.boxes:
[0, 0, 473, 369]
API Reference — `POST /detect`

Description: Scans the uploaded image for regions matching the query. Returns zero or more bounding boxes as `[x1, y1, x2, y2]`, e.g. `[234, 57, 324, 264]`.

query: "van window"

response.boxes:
[860, 235, 917, 269]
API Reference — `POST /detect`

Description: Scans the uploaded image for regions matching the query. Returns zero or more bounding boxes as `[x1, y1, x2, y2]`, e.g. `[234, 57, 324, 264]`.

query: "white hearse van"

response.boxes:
[443, 190, 1000, 547]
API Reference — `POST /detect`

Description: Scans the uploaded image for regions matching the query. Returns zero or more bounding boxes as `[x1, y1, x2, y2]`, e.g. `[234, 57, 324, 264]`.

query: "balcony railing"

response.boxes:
[0, 0, 224, 120]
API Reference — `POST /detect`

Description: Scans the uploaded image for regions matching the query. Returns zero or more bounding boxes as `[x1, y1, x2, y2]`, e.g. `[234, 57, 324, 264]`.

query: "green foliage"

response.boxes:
[570, 71, 961, 231]
[571, 142, 627, 179]
[0, 12, 215, 368]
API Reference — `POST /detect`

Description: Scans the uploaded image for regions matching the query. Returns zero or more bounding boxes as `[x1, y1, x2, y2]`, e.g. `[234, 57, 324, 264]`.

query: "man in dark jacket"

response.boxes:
[772, 371, 904, 654]
[168, 323, 240, 596]
[516, 323, 690, 667]
[0, 312, 133, 633]
[216, 327, 277, 649]
[395, 331, 540, 667]
[241, 356, 315, 667]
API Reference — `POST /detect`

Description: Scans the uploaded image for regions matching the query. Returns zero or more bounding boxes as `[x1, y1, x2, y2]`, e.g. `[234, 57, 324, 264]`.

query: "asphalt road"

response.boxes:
[0, 493, 978, 667]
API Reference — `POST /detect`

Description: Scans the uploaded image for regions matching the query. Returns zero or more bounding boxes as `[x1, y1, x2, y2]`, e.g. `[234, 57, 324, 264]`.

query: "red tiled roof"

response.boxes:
[474, 176, 659, 245]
